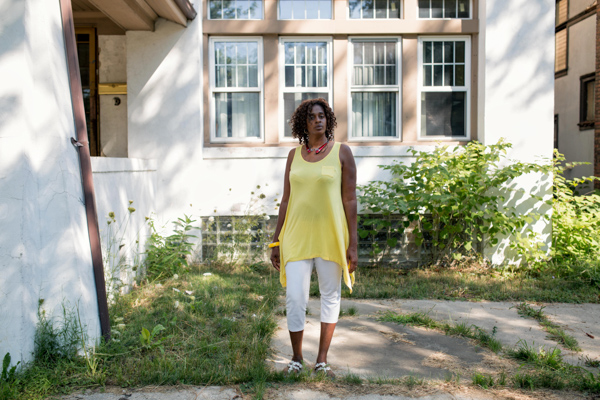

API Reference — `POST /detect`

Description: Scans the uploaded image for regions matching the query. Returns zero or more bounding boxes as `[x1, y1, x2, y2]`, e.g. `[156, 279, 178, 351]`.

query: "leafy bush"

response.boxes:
[144, 215, 198, 281]
[358, 140, 549, 265]
[550, 151, 600, 264]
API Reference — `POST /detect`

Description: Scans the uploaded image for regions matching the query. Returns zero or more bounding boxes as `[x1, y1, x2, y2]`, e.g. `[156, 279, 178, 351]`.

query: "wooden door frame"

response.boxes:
[75, 27, 100, 156]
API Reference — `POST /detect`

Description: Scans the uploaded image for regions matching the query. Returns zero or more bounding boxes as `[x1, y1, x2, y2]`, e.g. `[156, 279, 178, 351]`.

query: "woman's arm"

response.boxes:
[340, 144, 358, 273]
[270, 149, 295, 272]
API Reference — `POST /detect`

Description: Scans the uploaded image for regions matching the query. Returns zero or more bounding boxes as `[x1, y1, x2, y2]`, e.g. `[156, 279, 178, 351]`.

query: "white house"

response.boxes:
[0, 0, 554, 366]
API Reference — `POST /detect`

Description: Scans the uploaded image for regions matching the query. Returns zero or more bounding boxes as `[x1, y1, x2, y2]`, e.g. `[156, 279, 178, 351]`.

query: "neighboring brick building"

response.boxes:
[554, 0, 599, 189]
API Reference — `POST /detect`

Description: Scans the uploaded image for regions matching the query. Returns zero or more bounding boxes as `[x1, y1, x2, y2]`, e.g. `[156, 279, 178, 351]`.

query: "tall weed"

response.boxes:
[144, 215, 198, 281]
[33, 301, 81, 365]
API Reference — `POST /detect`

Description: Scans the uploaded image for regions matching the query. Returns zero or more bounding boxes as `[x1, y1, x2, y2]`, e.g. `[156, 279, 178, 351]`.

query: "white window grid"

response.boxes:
[348, 37, 402, 141]
[417, 0, 472, 19]
[208, 0, 264, 19]
[209, 37, 264, 143]
[417, 36, 471, 140]
[348, 0, 402, 19]
[278, 0, 332, 19]
[279, 37, 333, 141]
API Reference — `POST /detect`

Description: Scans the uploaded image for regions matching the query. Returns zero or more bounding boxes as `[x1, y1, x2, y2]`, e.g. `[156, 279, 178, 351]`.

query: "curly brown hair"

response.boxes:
[289, 98, 337, 145]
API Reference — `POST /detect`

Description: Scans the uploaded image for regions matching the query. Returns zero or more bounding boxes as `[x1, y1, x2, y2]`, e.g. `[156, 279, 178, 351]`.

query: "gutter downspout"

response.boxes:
[59, 0, 111, 340]
[174, 0, 197, 20]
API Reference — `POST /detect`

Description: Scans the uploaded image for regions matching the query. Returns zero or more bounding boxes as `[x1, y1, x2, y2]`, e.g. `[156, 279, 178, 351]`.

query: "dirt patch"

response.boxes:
[379, 330, 416, 345]
[351, 326, 367, 332]
[422, 352, 463, 371]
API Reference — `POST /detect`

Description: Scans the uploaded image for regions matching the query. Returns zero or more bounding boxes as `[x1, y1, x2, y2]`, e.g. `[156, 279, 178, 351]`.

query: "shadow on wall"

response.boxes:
[0, 0, 100, 364]
[127, 18, 204, 221]
[486, 0, 554, 112]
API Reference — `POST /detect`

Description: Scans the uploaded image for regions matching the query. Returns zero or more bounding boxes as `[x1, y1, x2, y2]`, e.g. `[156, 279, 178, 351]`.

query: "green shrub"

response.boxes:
[550, 151, 600, 265]
[144, 215, 198, 281]
[358, 140, 549, 265]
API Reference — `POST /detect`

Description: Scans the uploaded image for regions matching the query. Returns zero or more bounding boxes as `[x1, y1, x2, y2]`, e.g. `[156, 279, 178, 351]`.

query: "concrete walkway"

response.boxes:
[269, 299, 600, 374]
[59, 299, 600, 400]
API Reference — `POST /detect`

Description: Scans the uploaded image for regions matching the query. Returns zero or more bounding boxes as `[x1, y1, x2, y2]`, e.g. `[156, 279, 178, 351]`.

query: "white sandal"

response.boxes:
[314, 362, 335, 378]
[284, 360, 303, 374]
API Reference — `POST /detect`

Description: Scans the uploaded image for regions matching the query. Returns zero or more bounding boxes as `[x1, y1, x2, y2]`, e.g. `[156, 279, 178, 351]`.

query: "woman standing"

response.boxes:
[270, 98, 357, 377]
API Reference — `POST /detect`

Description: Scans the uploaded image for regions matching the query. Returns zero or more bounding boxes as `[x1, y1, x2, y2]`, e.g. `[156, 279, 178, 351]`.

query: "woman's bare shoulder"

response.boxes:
[339, 143, 355, 160]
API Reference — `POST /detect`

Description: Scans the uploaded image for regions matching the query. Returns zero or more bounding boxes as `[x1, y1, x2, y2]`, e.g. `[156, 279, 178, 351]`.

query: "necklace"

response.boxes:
[306, 140, 328, 154]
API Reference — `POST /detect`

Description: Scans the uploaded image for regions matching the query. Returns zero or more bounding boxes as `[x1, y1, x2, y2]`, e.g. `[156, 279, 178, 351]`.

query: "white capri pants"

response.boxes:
[285, 257, 342, 332]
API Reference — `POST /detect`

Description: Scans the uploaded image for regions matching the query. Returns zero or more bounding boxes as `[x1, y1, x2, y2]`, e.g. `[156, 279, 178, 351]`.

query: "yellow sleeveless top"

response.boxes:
[278, 142, 355, 292]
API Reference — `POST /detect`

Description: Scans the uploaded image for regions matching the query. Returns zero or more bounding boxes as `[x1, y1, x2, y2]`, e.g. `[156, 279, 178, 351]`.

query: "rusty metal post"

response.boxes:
[59, 0, 110, 340]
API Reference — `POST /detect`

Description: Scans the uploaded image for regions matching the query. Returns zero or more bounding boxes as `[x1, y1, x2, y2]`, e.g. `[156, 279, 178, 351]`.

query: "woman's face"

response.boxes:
[306, 104, 327, 136]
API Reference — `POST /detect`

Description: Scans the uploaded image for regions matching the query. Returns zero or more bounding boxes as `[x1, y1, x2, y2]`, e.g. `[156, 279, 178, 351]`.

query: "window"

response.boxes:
[418, 0, 470, 18]
[556, 0, 568, 26]
[209, 37, 263, 142]
[349, 0, 401, 19]
[580, 73, 595, 130]
[555, 28, 567, 74]
[209, 0, 263, 19]
[279, 0, 331, 19]
[418, 37, 470, 139]
[280, 38, 332, 138]
[349, 38, 401, 139]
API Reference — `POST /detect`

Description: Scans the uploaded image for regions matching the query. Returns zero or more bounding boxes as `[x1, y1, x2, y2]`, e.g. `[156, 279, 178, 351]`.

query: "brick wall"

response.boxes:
[595, 8, 600, 189]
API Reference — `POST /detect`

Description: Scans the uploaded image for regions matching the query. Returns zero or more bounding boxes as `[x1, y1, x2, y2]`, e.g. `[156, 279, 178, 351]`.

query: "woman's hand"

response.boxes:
[346, 245, 358, 274]
[270, 246, 281, 272]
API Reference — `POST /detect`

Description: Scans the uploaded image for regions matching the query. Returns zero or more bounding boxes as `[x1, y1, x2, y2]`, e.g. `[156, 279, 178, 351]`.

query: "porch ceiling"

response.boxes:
[74, 0, 196, 31]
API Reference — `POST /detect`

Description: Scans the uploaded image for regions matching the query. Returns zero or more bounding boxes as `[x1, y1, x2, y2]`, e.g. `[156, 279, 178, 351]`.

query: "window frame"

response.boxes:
[555, 0, 568, 26]
[278, 36, 334, 142]
[417, 35, 471, 141]
[555, 27, 568, 77]
[579, 73, 595, 130]
[208, 36, 265, 143]
[417, 0, 472, 19]
[277, 0, 333, 20]
[207, 0, 264, 20]
[347, 36, 402, 141]
[347, 0, 403, 19]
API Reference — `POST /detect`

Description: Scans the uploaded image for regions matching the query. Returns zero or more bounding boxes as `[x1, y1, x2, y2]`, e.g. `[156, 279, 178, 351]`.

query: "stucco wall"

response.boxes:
[99, 35, 128, 157]
[555, 15, 596, 181]
[479, 0, 555, 263]
[126, 0, 554, 264]
[127, 8, 204, 225]
[0, 0, 100, 365]
[91, 157, 157, 295]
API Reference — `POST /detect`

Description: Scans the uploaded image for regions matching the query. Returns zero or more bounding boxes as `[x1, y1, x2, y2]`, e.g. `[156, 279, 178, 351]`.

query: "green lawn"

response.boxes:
[4, 262, 599, 400]
[331, 266, 600, 303]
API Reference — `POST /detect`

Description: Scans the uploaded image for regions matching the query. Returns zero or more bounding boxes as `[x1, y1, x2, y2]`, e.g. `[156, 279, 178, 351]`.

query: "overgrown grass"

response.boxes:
[7, 260, 600, 399]
[334, 266, 600, 303]
[516, 303, 581, 351]
[378, 311, 503, 354]
[6, 263, 282, 400]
